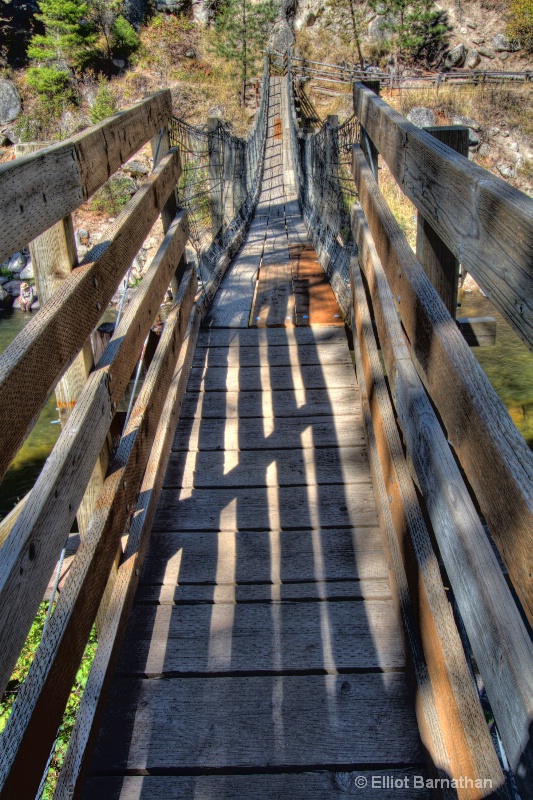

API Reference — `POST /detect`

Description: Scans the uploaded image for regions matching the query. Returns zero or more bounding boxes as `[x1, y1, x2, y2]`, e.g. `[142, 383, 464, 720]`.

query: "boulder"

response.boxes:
[500, 52, 509, 61]
[478, 143, 491, 157]
[0, 285, 13, 308]
[184, 49, 196, 58]
[465, 51, 481, 69]
[498, 164, 514, 179]
[445, 43, 467, 68]
[19, 261, 34, 280]
[472, 37, 485, 45]
[208, 104, 225, 119]
[7, 252, 26, 273]
[491, 33, 520, 52]
[4, 279, 22, 295]
[466, 22, 477, 30]
[306, 11, 317, 26]
[124, 159, 149, 177]
[0, 275, 8, 285]
[76, 229, 90, 245]
[478, 47, 496, 59]
[510, 141, 519, 152]
[112, 59, 126, 69]
[0, 79, 21, 124]
[450, 115, 482, 131]
[368, 14, 392, 42]
[407, 107, 435, 128]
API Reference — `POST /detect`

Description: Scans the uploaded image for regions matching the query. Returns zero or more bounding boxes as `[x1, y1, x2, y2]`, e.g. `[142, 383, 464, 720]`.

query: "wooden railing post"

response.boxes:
[325, 115, 340, 235]
[358, 80, 380, 181]
[416, 126, 469, 318]
[207, 117, 224, 238]
[151, 125, 185, 298]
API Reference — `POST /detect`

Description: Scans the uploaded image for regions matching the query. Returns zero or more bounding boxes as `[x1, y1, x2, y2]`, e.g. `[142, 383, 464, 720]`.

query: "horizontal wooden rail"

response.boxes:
[351, 155, 533, 798]
[0, 266, 197, 800]
[0, 90, 172, 264]
[350, 247, 507, 796]
[353, 143, 533, 625]
[0, 149, 181, 483]
[55, 291, 202, 799]
[353, 82, 533, 350]
[0, 210, 188, 701]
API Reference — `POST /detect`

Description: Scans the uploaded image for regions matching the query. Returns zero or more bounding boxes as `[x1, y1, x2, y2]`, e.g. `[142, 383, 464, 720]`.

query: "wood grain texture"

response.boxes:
[187, 362, 356, 392]
[353, 83, 533, 349]
[0, 270, 197, 800]
[198, 326, 346, 348]
[82, 770, 432, 799]
[0, 91, 172, 263]
[55, 297, 203, 800]
[165, 446, 371, 488]
[154, 483, 379, 531]
[180, 386, 359, 419]
[90, 674, 424, 771]
[172, 414, 365, 452]
[193, 342, 351, 368]
[351, 257, 507, 797]
[351, 217, 532, 794]
[0, 150, 181, 482]
[142, 529, 388, 584]
[352, 146, 533, 627]
[117, 599, 405, 673]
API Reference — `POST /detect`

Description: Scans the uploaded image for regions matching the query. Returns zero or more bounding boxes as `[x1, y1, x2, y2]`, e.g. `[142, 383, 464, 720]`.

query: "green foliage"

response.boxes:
[368, 0, 448, 64]
[27, 0, 97, 74]
[508, 0, 533, 52]
[0, 602, 98, 797]
[89, 0, 140, 61]
[26, 65, 71, 102]
[90, 76, 117, 123]
[90, 175, 134, 215]
[111, 15, 140, 58]
[25, 66, 73, 122]
[212, 0, 279, 103]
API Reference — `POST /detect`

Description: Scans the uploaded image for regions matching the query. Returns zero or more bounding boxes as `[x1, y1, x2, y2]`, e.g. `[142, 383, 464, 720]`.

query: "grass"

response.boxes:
[0, 602, 97, 798]
[89, 175, 135, 217]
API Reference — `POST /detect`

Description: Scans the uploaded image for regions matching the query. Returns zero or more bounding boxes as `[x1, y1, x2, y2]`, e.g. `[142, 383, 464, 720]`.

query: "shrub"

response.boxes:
[111, 15, 140, 59]
[508, 0, 533, 52]
[90, 77, 117, 123]
[90, 175, 135, 215]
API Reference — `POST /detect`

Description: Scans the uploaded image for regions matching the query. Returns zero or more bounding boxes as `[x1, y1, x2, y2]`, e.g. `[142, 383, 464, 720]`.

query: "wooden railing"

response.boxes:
[0, 92, 199, 798]
[350, 82, 533, 800]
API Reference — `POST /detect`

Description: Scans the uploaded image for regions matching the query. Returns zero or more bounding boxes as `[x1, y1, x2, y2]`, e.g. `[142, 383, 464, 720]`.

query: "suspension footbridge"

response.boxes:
[0, 52, 531, 800]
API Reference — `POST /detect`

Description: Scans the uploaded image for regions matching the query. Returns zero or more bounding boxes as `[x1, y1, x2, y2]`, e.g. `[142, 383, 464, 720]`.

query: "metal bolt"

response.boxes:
[96, 302, 101, 311]
[389, 495, 392, 503]
[93, 277, 98, 287]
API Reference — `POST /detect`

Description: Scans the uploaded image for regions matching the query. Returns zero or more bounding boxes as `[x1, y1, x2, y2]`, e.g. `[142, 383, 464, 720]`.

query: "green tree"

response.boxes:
[326, 0, 366, 68]
[213, 0, 279, 105]
[368, 0, 448, 65]
[90, 76, 117, 122]
[508, 0, 533, 52]
[27, 0, 96, 75]
[88, 0, 139, 61]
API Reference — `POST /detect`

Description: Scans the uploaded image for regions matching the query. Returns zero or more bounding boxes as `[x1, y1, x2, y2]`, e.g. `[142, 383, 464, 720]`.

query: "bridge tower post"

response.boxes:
[359, 80, 380, 181]
[207, 117, 224, 238]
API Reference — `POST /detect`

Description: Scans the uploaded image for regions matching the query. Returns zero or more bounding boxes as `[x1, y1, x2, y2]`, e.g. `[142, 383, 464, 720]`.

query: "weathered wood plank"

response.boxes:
[0, 210, 188, 701]
[117, 600, 404, 674]
[82, 770, 432, 800]
[172, 414, 365, 452]
[0, 269, 197, 800]
[456, 317, 497, 347]
[0, 91, 172, 264]
[352, 145, 533, 626]
[142, 529, 387, 583]
[180, 386, 359, 419]
[135, 579, 392, 604]
[351, 210, 533, 794]
[90, 674, 424, 771]
[197, 327, 346, 347]
[154, 483, 379, 531]
[165, 446, 371, 488]
[351, 252, 507, 795]
[0, 150, 181, 482]
[55, 297, 203, 800]
[353, 82, 533, 348]
[187, 362, 356, 392]
[193, 343, 351, 368]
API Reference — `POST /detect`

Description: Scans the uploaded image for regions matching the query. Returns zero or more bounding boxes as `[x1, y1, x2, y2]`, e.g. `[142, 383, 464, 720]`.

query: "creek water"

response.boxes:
[0, 289, 531, 522]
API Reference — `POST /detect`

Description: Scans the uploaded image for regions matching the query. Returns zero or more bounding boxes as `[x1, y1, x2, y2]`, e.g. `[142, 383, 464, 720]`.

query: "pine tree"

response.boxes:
[369, 0, 448, 65]
[27, 0, 96, 75]
[326, 0, 366, 68]
[213, 0, 279, 105]
[88, 0, 139, 62]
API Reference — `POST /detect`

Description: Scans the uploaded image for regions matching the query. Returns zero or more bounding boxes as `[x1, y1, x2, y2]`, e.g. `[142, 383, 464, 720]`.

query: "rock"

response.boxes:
[488, 127, 500, 137]
[498, 164, 515, 179]
[510, 141, 519, 152]
[466, 22, 477, 30]
[4, 279, 22, 295]
[0, 276, 8, 285]
[407, 107, 435, 128]
[491, 33, 520, 52]
[515, 154, 525, 169]
[478, 143, 491, 157]
[31, 299, 40, 311]
[467, 132, 480, 147]
[0, 79, 21, 124]
[76, 229, 90, 245]
[472, 37, 485, 45]
[450, 115, 482, 131]
[208, 105, 225, 119]
[184, 49, 196, 58]
[60, 109, 90, 137]
[7, 252, 26, 273]
[77, 245, 88, 260]
[460, 26, 467, 35]
[502, 130, 510, 137]
[465, 51, 481, 69]
[368, 14, 392, 42]
[500, 52, 509, 61]
[478, 47, 496, 59]
[19, 261, 34, 280]
[445, 43, 467, 68]
[112, 59, 126, 68]
[306, 11, 317, 26]
[124, 159, 149, 177]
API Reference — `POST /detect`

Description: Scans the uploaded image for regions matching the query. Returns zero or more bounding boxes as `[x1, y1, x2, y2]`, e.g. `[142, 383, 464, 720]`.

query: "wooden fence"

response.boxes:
[0, 91, 199, 798]
[350, 81, 533, 800]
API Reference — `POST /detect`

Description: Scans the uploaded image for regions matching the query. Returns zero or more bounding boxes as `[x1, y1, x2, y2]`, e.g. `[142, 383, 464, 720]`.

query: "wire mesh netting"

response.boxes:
[169, 61, 270, 304]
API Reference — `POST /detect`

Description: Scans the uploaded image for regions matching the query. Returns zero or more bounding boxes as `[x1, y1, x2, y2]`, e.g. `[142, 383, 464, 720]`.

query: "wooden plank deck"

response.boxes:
[83, 76, 427, 800]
